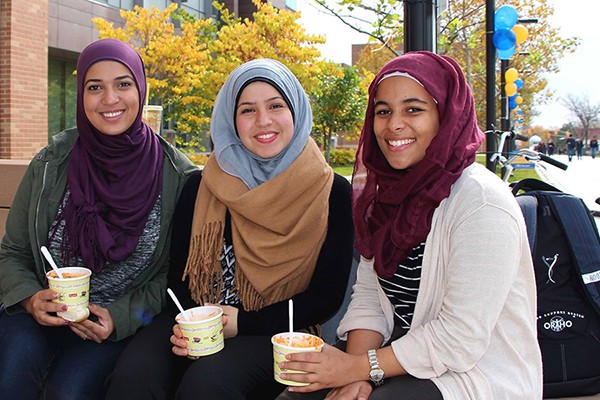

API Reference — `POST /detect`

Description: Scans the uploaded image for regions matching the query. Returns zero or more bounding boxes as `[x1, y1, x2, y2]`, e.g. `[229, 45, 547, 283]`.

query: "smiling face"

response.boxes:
[83, 60, 140, 136]
[235, 81, 294, 159]
[373, 76, 439, 170]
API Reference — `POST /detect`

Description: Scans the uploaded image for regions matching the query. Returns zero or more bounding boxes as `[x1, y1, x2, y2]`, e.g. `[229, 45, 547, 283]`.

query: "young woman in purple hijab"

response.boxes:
[276, 51, 542, 399]
[0, 38, 196, 399]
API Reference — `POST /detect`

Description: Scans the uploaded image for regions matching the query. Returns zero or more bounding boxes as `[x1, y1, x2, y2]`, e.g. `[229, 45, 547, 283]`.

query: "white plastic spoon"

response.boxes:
[41, 246, 63, 279]
[288, 299, 294, 345]
[167, 288, 190, 321]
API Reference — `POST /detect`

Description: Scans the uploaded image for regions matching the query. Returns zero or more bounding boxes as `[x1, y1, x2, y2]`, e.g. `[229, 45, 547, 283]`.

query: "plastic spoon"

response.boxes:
[41, 246, 63, 279]
[288, 299, 294, 345]
[167, 288, 190, 322]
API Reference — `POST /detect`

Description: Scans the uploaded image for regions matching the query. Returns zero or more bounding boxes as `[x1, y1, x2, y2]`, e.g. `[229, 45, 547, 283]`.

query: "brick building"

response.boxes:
[0, 0, 292, 160]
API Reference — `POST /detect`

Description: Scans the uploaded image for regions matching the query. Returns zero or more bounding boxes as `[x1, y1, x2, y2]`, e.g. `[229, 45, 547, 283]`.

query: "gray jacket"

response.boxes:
[0, 128, 197, 340]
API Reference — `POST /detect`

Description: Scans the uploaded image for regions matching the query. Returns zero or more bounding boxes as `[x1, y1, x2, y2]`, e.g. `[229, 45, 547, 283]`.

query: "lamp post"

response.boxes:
[485, 0, 497, 171]
[404, 0, 436, 52]
[500, 20, 536, 160]
[486, 5, 537, 172]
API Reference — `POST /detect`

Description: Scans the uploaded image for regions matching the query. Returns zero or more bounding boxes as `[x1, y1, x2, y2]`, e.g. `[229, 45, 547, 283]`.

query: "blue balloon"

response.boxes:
[495, 5, 518, 30]
[509, 93, 518, 100]
[498, 45, 516, 60]
[509, 98, 518, 109]
[493, 29, 517, 50]
[515, 78, 524, 89]
[517, 110, 523, 115]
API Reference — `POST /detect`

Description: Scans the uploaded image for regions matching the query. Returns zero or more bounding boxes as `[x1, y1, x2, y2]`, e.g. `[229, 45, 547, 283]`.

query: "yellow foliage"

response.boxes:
[93, 0, 334, 147]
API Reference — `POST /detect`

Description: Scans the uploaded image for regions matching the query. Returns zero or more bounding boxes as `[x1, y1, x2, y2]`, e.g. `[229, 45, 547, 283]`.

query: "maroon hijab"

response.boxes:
[60, 38, 164, 273]
[352, 51, 483, 278]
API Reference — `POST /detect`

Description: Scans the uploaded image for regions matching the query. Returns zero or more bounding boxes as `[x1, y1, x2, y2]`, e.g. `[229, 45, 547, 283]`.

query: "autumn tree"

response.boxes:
[312, 0, 579, 129]
[311, 65, 367, 162]
[94, 4, 216, 148]
[93, 1, 331, 149]
[210, 0, 328, 96]
[561, 94, 600, 145]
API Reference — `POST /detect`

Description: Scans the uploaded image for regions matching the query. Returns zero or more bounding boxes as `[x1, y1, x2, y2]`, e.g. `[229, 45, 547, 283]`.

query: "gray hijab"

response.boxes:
[210, 58, 312, 188]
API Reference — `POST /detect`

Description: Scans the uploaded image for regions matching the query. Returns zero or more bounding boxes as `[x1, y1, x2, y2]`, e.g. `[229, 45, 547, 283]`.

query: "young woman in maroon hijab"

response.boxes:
[276, 51, 542, 399]
[0, 38, 196, 399]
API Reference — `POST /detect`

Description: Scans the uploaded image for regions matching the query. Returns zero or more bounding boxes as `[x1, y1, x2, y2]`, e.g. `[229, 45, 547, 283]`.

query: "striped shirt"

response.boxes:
[378, 242, 425, 329]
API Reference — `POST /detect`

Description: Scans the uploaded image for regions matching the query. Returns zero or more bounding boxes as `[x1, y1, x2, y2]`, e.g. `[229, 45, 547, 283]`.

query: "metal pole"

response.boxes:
[500, 59, 510, 178]
[485, 0, 496, 171]
[500, 59, 510, 133]
[404, 0, 436, 52]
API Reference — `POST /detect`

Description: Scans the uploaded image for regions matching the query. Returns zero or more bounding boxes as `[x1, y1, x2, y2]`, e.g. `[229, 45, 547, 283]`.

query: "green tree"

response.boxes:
[311, 65, 367, 162]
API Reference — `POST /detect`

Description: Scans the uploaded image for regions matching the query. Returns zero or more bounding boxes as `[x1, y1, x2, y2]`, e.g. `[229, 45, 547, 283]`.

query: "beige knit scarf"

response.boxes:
[183, 138, 334, 311]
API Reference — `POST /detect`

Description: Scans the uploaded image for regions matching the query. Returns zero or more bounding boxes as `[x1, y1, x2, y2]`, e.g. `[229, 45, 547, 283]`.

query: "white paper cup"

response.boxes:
[272, 332, 325, 386]
[176, 306, 224, 357]
[46, 267, 92, 322]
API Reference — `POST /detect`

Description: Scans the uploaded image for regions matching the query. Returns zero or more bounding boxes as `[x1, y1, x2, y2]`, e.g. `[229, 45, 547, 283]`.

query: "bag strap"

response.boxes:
[511, 178, 562, 196]
[548, 194, 600, 315]
[516, 195, 538, 253]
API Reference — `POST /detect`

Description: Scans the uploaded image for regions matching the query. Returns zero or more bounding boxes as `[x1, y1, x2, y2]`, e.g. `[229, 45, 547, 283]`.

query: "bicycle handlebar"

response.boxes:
[485, 129, 568, 174]
[539, 153, 568, 170]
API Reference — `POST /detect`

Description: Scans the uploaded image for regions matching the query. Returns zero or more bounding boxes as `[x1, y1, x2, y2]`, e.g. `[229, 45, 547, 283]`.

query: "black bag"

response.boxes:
[512, 178, 600, 398]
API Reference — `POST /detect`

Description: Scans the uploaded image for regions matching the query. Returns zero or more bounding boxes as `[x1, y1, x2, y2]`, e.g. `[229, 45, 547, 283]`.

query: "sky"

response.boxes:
[297, 0, 600, 130]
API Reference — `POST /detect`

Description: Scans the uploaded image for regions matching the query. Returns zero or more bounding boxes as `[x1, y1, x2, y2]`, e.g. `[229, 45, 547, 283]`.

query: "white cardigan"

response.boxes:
[338, 163, 543, 400]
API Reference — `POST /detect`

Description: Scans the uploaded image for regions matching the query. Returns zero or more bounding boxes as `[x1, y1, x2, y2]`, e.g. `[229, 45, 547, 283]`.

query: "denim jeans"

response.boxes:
[0, 310, 129, 400]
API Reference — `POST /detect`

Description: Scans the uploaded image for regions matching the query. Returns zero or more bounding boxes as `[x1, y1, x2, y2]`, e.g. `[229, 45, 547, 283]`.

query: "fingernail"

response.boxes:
[61, 305, 68, 311]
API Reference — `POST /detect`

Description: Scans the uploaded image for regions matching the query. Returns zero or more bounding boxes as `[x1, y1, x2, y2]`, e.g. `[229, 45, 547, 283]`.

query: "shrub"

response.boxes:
[186, 152, 210, 166]
[328, 148, 357, 165]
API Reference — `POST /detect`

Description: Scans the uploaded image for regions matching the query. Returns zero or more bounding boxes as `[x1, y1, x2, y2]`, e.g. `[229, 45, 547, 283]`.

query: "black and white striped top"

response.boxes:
[378, 242, 425, 329]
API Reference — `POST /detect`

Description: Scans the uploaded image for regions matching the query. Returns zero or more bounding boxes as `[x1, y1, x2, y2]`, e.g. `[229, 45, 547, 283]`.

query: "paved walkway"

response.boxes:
[534, 154, 600, 229]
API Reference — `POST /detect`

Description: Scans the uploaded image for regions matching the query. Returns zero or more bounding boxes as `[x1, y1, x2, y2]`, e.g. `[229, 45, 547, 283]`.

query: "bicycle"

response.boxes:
[484, 129, 568, 183]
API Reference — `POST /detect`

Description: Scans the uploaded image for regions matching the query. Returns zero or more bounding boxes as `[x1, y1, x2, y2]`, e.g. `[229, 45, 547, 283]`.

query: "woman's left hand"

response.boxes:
[280, 344, 366, 392]
[323, 381, 373, 400]
[68, 304, 115, 343]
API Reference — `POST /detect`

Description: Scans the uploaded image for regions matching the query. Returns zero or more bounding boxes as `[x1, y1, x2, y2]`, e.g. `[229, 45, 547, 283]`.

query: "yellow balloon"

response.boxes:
[513, 24, 529, 44]
[515, 96, 523, 104]
[505, 82, 517, 97]
[505, 68, 519, 83]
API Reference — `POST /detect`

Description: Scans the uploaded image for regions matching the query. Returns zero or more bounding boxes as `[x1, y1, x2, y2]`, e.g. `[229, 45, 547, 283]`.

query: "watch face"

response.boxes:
[370, 368, 384, 382]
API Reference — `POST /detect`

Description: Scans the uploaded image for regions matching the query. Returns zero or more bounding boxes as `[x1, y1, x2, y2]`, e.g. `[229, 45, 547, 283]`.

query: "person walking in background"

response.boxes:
[0, 38, 196, 400]
[547, 140, 555, 156]
[590, 136, 598, 159]
[537, 141, 547, 155]
[566, 134, 577, 161]
[105, 58, 355, 400]
[276, 51, 542, 400]
[576, 138, 584, 160]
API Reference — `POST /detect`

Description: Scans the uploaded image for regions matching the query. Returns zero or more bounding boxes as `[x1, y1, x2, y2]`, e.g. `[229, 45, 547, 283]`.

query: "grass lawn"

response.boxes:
[333, 154, 540, 183]
[332, 165, 354, 177]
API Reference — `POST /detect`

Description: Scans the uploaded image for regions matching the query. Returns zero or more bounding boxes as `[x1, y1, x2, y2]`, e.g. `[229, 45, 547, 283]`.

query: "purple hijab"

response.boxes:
[61, 38, 164, 273]
[352, 51, 484, 278]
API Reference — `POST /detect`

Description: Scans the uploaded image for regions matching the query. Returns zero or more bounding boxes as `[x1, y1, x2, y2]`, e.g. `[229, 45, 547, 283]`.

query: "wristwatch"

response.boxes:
[368, 349, 385, 387]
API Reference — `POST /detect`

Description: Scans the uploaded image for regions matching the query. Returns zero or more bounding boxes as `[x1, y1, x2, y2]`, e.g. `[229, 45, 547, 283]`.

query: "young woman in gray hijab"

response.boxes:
[106, 59, 355, 400]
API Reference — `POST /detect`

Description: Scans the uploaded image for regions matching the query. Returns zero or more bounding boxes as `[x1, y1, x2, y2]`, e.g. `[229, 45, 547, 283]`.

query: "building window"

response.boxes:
[95, 0, 135, 10]
[48, 59, 77, 139]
